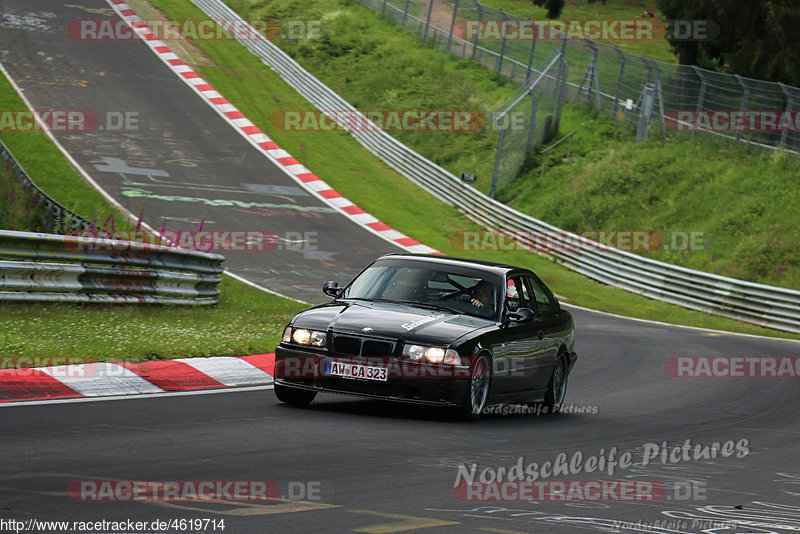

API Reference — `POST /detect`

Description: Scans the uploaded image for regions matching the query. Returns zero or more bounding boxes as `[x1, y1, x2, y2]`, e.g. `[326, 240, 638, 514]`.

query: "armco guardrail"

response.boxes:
[0, 230, 224, 304]
[189, 0, 800, 333]
[0, 138, 92, 233]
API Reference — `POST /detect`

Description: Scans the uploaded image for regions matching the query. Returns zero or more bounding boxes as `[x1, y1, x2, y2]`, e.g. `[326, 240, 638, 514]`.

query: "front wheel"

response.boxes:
[274, 383, 317, 406]
[461, 354, 491, 420]
[543, 356, 568, 413]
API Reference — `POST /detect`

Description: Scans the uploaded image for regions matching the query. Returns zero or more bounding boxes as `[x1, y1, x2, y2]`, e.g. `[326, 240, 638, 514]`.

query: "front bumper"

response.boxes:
[274, 345, 471, 407]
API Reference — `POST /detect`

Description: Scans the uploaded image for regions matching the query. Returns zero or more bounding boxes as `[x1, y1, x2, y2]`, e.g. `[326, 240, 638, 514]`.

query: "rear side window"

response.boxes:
[525, 276, 559, 315]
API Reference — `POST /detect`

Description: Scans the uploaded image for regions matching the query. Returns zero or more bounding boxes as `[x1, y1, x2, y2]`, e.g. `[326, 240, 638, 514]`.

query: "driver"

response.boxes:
[470, 281, 495, 312]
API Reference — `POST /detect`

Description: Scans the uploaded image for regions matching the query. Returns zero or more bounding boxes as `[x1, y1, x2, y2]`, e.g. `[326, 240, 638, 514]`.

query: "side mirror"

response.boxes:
[323, 280, 342, 298]
[506, 307, 534, 323]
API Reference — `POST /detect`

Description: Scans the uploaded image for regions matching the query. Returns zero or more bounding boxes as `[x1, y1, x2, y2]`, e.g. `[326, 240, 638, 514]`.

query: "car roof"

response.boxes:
[374, 253, 533, 277]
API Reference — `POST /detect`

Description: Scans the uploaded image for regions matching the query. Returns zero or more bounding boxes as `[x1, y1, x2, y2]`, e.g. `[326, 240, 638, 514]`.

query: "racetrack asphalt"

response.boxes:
[2, 306, 800, 532]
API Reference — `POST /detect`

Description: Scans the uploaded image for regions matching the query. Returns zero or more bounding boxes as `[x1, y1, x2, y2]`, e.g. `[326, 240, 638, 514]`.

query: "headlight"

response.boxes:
[286, 327, 327, 347]
[402, 344, 461, 365]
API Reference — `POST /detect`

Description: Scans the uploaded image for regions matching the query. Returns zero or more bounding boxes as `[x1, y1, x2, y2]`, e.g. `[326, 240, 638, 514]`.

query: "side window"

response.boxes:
[506, 277, 533, 312]
[526, 276, 559, 315]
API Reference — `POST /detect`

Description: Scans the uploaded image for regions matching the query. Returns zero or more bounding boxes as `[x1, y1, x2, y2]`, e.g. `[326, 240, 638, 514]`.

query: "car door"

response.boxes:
[491, 276, 543, 395]
[523, 275, 566, 391]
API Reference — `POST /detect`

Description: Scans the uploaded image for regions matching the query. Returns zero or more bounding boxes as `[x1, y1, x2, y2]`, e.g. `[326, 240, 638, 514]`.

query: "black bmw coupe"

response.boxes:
[274, 254, 577, 418]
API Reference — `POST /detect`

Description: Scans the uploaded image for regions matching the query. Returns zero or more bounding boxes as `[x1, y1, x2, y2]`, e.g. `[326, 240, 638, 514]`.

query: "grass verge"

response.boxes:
[0, 160, 48, 231]
[0, 277, 304, 361]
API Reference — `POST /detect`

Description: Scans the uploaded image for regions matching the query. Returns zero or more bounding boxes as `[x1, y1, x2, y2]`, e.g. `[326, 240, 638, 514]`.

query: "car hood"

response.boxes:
[292, 300, 494, 346]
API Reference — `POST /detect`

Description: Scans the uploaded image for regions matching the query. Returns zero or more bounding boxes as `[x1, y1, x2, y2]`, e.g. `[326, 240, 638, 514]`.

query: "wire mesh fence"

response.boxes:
[490, 51, 567, 195]
[358, 0, 800, 187]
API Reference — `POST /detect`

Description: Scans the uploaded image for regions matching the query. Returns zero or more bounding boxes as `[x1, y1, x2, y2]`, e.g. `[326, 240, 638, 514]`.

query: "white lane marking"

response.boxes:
[563, 302, 800, 344]
[0, 385, 275, 408]
[175, 356, 273, 386]
[37, 363, 164, 396]
[222, 270, 308, 304]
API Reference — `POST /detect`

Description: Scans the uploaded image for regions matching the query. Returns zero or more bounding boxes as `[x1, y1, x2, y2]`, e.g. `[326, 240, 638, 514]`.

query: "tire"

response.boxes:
[543, 355, 568, 414]
[274, 383, 317, 406]
[461, 354, 491, 420]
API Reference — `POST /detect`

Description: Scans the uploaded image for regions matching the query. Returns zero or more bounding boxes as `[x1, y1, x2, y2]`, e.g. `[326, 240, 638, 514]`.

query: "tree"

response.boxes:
[657, 0, 800, 86]
[533, 0, 565, 19]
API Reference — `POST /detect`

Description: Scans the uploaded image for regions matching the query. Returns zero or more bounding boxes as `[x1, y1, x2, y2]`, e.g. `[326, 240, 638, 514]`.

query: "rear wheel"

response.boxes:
[461, 354, 491, 420]
[274, 383, 317, 406]
[543, 355, 568, 413]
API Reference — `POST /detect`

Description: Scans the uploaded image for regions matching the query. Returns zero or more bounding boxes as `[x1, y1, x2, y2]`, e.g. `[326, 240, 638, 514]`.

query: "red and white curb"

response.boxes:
[106, 0, 440, 256]
[0, 354, 275, 403]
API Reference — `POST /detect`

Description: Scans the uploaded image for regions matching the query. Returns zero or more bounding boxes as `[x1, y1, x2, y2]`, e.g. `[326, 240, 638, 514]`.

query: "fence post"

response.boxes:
[692, 66, 707, 137]
[496, 9, 510, 73]
[734, 74, 750, 142]
[422, 0, 435, 42]
[637, 83, 656, 142]
[647, 59, 667, 137]
[613, 46, 626, 118]
[402, 0, 411, 27]
[778, 82, 792, 148]
[523, 89, 539, 162]
[446, 0, 459, 52]
[583, 39, 600, 108]
[490, 113, 505, 199]
[554, 49, 567, 134]
[471, 1, 482, 60]
[524, 19, 537, 86]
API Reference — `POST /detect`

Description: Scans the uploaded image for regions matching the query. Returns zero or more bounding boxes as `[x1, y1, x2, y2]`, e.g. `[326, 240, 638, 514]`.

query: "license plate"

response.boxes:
[325, 361, 388, 381]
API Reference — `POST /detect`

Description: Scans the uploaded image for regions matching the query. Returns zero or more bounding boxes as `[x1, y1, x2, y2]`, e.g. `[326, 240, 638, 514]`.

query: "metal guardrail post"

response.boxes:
[401, 0, 410, 26]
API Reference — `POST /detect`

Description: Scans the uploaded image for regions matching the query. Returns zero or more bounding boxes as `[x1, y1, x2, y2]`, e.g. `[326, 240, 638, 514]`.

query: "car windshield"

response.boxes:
[341, 263, 500, 319]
